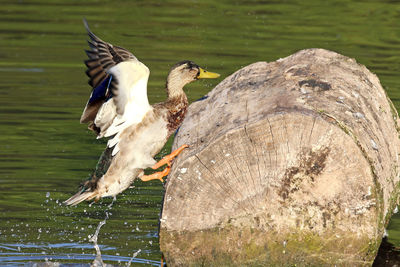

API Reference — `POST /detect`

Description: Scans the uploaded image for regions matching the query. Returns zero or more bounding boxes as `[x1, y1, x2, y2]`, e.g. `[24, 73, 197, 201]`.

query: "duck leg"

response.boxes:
[140, 145, 189, 182]
[151, 144, 189, 170]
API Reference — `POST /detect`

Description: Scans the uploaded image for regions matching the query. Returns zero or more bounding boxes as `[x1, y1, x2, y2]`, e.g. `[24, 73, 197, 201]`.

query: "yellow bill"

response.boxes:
[197, 68, 220, 79]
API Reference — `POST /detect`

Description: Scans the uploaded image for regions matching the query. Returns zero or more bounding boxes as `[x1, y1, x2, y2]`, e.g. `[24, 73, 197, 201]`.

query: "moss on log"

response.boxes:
[159, 48, 400, 266]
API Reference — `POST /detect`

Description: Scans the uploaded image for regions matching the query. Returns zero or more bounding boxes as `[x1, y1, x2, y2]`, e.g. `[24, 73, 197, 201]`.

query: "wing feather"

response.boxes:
[80, 18, 138, 123]
[80, 19, 152, 156]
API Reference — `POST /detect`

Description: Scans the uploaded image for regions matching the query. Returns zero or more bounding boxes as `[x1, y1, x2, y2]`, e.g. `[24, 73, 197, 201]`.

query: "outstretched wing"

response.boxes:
[80, 18, 138, 124]
[79, 19, 152, 156]
[97, 59, 152, 157]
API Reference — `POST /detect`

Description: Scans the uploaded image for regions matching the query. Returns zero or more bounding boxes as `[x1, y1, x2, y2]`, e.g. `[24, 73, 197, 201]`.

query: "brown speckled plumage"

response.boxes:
[154, 95, 188, 134]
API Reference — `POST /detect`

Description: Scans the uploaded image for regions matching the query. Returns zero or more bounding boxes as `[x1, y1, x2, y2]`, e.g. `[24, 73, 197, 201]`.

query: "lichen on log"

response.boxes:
[159, 48, 400, 266]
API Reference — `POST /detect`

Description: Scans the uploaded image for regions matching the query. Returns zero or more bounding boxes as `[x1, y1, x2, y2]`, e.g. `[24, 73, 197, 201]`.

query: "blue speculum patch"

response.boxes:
[89, 75, 113, 104]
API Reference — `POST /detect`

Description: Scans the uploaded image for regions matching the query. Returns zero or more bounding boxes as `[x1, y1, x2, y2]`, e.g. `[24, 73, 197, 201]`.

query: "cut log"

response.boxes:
[159, 48, 400, 266]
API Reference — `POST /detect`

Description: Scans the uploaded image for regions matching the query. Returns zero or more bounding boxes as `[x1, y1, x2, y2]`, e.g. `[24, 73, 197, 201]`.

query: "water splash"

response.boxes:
[107, 196, 117, 209]
[89, 200, 116, 267]
[89, 212, 108, 267]
[89, 199, 126, 266]
[127, 249, 141, 266]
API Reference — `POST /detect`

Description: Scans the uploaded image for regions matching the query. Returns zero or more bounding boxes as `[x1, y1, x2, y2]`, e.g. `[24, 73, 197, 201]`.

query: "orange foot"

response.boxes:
[141, 166, 170, 182]
[140, 144, 189, 182]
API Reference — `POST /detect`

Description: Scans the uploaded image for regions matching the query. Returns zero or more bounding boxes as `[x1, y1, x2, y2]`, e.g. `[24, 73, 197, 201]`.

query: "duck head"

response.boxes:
[166, 60, 220, 98]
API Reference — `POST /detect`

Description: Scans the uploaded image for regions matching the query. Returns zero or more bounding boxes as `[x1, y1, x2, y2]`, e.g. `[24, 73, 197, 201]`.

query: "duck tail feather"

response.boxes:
[63, 190, 97, 206]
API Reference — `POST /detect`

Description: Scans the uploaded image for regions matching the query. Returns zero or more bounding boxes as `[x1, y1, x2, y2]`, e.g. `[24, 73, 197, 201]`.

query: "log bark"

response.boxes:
[159, 48, 400, 266]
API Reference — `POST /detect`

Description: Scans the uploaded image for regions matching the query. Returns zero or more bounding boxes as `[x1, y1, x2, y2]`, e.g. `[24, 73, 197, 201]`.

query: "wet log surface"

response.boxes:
[159, 48, 400, 266]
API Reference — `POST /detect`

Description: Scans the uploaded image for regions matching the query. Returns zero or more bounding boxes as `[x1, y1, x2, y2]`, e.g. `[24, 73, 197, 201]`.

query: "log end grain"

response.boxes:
[159, 48, 400, 265]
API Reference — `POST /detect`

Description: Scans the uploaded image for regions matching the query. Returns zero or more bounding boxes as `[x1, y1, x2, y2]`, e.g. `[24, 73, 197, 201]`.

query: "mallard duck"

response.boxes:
[64, 20, 219, 206]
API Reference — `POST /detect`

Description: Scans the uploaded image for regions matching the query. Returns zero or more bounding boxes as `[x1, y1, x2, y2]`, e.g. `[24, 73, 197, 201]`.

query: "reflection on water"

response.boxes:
[1, 0, 400, 265]
[1, 245, 156, 266]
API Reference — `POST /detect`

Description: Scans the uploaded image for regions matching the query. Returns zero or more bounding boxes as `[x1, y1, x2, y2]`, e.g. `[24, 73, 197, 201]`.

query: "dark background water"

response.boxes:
[1, 0, 400, 265]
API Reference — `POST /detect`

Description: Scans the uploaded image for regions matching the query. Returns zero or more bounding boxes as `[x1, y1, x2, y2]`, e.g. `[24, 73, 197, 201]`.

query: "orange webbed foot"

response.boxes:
[151, 144, 189, 170]
[141, 166, 171, 183]
[140, 145, 189, 183]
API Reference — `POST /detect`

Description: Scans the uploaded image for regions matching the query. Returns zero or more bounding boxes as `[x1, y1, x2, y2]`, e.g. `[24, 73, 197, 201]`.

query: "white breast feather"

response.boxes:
[129, 115, 169, 169]
[98, 116, 169, 198]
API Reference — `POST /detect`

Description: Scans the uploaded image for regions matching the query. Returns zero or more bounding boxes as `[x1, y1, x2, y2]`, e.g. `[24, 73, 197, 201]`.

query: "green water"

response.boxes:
[1, 0, 400, 265]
